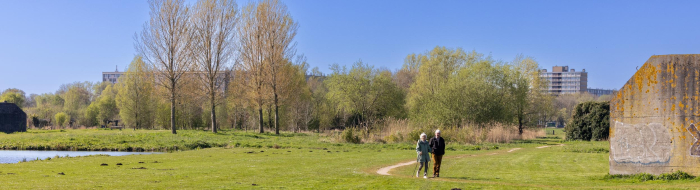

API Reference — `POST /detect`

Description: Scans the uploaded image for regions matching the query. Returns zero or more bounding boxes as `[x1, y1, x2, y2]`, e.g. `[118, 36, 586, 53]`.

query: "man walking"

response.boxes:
[429, 129, 446, 177]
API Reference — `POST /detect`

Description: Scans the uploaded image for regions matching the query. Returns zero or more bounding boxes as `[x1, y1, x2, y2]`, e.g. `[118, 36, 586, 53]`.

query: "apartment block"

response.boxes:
[539, 66, 588, 95]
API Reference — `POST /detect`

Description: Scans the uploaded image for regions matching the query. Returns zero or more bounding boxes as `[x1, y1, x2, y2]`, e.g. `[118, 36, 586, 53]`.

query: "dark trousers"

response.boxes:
[417, 162, 428, 176]
[432, 153, 443, 176]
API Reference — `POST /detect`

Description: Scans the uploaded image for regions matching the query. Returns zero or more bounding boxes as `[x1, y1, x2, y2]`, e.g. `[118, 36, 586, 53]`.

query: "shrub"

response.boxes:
[657, 170, 695, 180]
[342, 128, 361, 144]
[383, 132, 404, 143]
[31, 115, 41, 128]
[603, 171, 695, 182]
[566, 101, 609, 141]
[54, 112, 70, 127]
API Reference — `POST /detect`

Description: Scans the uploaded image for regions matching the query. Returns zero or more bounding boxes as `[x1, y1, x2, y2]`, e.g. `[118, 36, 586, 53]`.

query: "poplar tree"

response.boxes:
[191, 0, 239, 133]
[136, 0, 193, 134]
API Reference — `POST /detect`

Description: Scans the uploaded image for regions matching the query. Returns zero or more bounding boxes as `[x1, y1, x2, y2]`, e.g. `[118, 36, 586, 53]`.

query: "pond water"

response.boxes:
[0, 150, 161, 164]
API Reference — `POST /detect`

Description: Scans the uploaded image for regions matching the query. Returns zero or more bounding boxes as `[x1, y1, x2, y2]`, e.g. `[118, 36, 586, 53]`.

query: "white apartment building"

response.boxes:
[539, 66, 588, 95]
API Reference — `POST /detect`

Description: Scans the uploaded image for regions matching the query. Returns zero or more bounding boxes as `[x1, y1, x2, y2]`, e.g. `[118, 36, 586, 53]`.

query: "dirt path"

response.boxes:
[375, 148, 522, 176]
[377, 161, 415, 175]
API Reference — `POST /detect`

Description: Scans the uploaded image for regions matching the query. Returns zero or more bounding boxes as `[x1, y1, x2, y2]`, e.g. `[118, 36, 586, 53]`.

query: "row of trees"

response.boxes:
[1, 0, 606, 136]
[134, 0, 298, 134]
[5, 45, 563, 136]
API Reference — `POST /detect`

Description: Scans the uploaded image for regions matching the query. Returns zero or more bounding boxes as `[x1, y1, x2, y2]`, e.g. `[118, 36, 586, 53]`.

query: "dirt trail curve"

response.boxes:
[377, 161, 415, 175]
[376, 148, 523, 176]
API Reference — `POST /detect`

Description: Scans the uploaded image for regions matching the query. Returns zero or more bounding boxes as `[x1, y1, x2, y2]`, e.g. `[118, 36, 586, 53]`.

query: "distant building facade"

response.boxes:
[102, 66, 124, 84]
[539, 66, 588, 95]
[587, 88, 617, 97]
[102, 72, 124, 84]
[101, 69, 233, 92]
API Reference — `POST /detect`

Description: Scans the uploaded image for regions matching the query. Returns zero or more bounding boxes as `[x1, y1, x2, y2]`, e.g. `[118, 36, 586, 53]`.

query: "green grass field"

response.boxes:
[0, 128, 698, 189]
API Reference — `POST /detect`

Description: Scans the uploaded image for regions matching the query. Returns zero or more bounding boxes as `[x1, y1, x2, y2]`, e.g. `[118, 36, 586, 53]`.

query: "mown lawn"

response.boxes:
[0, 128, 698, 189]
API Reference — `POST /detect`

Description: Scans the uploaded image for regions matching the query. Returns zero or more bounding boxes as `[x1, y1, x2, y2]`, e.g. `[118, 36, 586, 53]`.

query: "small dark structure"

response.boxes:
[0, 101, 27, 133]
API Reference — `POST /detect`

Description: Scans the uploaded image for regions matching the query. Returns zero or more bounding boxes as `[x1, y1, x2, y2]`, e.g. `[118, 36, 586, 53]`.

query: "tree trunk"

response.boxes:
[170, 88, 177, 134]
[211, 92, 217, 133]
[518, 116, 523, 135]
[135, 112, 138, 131]
[267, 104, 272, 129]
[258, 107, 264, 133]
[274, 93, 279, 135]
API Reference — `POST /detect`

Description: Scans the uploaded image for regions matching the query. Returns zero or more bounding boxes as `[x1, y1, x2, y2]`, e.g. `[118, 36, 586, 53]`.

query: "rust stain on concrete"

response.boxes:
[611, 54, 700, 175]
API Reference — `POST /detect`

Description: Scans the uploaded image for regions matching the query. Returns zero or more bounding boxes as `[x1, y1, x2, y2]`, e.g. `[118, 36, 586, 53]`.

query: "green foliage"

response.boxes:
[407, 46, 469, 125]
[554, 92, 596, 126]
[85, 84, 119, 127]
[603, 171, 695, 182]
[59, 81, 95, 126]
[406, 47, 551, 129]
[97, 95, 118, 125]
[0, 90, 26, 108]
[565, 101, 610, 141]
[85, 103, 99, 126]
[326, 60, 406, 127]
[306, 70, 336, 132]
[342, 128, 362, 144]
[506, 55, 553, 133]
[54, 112, 69, 127]
[155, 100, 172, 129]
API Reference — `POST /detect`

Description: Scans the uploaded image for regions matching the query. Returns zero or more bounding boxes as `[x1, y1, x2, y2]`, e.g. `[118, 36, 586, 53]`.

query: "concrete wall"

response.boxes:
[0, 103, 27, 134]
[610, 54, 700, 175]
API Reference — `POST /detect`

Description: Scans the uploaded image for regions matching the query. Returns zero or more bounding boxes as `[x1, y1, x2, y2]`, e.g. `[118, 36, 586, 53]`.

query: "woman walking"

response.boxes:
[416, 133, 432, 178]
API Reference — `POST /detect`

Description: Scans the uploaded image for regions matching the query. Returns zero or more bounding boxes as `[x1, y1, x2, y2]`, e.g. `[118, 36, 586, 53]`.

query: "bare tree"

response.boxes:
[191, 0, 239, 133]
[136, 0, 193, 134]
[238, 1, 267, 133]
[262, 0, 298, 135]
[238, 0, 297, 134]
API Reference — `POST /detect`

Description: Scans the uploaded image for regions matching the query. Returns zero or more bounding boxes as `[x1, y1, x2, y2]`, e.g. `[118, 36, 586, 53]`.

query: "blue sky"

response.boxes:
[1, 0, 699, 95]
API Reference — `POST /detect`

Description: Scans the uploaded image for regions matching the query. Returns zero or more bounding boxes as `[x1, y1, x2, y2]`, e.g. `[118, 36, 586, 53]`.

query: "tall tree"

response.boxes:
[496, 55, 554, 135]
[116, 56, 155, 129]
[191, 0, 239, 133]
[238, 1, 267, 133]
[238, 0, 297, 134]
[259, 0, 298, 135]
[136, 0, 193, 134]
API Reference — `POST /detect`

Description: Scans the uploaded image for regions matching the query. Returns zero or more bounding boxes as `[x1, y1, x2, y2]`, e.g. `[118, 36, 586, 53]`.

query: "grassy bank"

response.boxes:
[0, 129, 514, 152]
[2, 128, 699, 189]
[0, 129, 320, 151]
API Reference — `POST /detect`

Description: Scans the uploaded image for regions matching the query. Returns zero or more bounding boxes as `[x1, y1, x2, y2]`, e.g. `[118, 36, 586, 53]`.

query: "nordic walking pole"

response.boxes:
[429, 153, 432, 178]
[412, 154, 419, 177]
